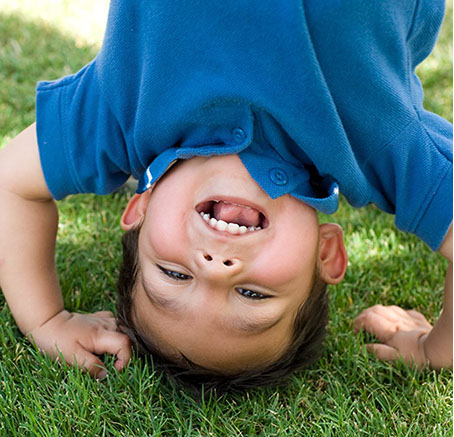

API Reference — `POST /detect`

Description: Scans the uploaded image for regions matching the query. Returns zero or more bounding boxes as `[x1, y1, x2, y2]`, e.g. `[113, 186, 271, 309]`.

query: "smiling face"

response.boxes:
[121, 155, 347, 373]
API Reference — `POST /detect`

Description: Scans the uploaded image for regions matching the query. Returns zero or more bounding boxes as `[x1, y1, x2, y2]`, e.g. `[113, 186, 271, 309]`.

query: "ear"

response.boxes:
[120, 189, 153, 231]
[318, 223, 348, 285]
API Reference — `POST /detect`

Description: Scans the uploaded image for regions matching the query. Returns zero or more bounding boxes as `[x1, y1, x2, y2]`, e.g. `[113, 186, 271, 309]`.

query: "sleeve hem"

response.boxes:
[413, 161, 453, 251]
[36, 85, 78, 200]
[36, 62, 99, 199]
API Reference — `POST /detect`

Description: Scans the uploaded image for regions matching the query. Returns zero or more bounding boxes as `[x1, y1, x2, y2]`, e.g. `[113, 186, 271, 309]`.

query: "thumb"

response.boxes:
[366, 343, 398, 361]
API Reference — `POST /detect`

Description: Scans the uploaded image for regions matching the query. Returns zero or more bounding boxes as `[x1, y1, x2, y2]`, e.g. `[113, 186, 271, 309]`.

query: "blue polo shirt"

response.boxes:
[35, 0, 452, 250]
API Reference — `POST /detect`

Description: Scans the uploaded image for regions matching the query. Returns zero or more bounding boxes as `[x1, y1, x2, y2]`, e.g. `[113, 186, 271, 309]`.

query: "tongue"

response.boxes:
[212, 202, 261, 227]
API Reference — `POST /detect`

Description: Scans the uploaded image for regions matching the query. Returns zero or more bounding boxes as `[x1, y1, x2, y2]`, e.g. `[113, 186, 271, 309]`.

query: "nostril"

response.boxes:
[204, 254, 213, 261]
[223, 260, 233, 266]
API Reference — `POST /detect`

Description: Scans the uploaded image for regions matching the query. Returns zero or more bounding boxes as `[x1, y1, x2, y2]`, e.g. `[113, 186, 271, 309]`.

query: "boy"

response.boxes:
[0, 0, 452, 390]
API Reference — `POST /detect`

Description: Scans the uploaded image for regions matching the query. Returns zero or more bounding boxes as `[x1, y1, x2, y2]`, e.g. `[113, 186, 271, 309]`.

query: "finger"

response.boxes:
[369, 305, 407, 323]
[91, 330, 133, 371]
[93, 311, 115, 319]
[99, 317, 118, 332]
[354, 311, 397, 342]
[72, 344, 108, 379]
[366, 344, 398, 362]
[45, 343, 106, 378]
[387, 305, 408, 316]
[354, 306, 388, 332]
[354, 304, 406, 332]
[406, 309, 430, 325]
[89, 312, 118, 331]
[354, 309, 379, 333]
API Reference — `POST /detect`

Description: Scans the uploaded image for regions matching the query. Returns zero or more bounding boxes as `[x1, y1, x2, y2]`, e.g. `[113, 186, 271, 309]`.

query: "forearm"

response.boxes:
[0, 190, 63, 334]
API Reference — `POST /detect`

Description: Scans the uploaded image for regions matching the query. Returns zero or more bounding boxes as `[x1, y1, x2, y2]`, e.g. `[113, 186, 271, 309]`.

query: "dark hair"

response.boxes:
[116, 226, 329, 395]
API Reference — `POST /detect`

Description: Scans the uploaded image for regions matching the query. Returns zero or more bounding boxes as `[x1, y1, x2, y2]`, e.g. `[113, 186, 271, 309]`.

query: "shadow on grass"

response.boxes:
[0, 11, 99, 143]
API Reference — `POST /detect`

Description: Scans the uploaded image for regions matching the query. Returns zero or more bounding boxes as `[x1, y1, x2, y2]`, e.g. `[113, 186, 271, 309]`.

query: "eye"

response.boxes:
[157, 265, 192, 281]
[236, 287, 269, 300]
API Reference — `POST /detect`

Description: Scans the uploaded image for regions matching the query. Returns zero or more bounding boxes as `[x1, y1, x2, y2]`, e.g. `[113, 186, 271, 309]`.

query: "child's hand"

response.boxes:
[354, 305, 433, 369]
[28, 310, 132, 378]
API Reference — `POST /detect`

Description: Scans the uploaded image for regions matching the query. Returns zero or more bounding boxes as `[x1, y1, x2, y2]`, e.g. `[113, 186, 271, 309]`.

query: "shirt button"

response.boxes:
[232, 127, 247, 143]
[269, 168, 288, 185]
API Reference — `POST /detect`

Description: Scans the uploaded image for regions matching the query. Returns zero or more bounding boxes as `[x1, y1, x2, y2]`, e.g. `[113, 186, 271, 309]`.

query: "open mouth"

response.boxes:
[195, 199, 269, 235]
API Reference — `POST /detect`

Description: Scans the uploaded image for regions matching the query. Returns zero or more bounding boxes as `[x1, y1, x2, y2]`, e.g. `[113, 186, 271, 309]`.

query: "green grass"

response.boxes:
[0, 3, 452, 436]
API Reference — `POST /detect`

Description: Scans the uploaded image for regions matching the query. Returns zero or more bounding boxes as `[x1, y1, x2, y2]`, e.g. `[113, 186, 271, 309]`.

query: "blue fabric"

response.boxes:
[36, 0, 452, 250]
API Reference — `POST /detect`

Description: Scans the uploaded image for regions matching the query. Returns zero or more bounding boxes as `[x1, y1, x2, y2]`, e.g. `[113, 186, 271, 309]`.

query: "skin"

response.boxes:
[355, 224, 453, 370]
[0, 123, 451, 378]
[0, 124, 132, 378]
[121, 156, 348, 372]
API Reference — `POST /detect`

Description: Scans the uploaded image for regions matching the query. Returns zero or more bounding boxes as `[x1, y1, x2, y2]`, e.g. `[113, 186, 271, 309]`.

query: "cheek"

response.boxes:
[254, 247, 316, 289]
[141, 209, 190, 260]
[254, 223, 319, 289]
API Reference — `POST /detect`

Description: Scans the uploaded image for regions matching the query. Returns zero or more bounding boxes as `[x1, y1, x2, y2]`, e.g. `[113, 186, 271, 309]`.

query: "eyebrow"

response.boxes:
[141, 276, 282, 334]
[141, 276, 187, 313]
[231, 313, 283, 334]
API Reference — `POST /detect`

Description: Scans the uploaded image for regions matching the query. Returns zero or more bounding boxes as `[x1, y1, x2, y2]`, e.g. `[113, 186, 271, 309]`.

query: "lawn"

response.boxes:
[0, 1, 452, 436]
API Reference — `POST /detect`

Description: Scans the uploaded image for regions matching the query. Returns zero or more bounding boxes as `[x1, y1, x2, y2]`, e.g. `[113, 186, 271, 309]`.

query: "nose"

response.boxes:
[196, 251, 243, 281]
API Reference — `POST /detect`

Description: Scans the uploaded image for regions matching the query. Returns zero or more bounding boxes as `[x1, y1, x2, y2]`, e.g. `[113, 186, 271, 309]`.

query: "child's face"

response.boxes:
[122, 155, 345, 372]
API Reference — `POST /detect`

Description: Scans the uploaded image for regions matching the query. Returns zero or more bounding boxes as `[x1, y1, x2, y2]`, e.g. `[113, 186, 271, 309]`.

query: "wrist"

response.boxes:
[420, 326, 453, 370]
[26, 308, 69, 338]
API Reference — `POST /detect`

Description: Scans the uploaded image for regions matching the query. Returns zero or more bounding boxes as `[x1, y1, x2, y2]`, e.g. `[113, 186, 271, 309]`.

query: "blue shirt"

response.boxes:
[36, 0, 452, 250]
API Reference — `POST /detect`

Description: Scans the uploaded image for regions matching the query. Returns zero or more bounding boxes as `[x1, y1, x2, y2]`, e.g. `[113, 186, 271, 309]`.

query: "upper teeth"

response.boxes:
[199, 212, 261, 235]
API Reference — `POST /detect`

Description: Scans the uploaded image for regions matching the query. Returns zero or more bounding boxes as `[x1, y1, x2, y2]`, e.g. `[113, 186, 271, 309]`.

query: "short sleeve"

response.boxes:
[304, 0, 452, 250]
[407, 0, 446, 69]
[363, 114, 452, 251]
[36, 60, 130, 200]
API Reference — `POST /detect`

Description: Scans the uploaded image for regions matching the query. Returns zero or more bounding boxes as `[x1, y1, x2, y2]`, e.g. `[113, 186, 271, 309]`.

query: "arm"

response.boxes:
[423, 223, 452, 368]
[0, 124, 131, 376]
[354, 223, 452, 370]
